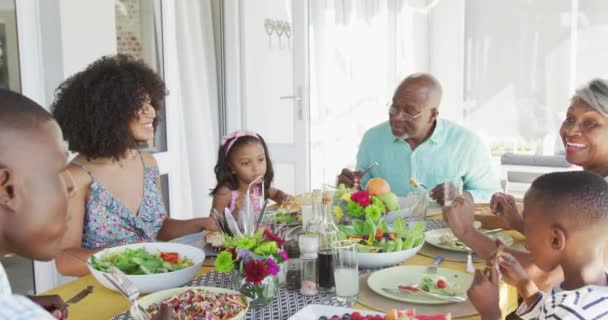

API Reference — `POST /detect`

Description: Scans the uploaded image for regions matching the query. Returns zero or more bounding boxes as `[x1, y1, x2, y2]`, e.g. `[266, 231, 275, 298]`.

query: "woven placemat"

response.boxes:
[356, 273, 477, 317]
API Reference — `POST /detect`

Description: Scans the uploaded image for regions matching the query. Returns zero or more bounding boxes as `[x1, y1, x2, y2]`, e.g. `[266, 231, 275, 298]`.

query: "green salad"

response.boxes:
[338, 216, 425, 253]
[420, 276, 458, 296]
[90, 248, 193, 275]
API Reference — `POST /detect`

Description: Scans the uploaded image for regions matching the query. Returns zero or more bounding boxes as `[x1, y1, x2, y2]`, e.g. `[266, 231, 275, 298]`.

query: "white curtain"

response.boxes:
[169, 0, 219, 218]
[309, 0, 430, 187]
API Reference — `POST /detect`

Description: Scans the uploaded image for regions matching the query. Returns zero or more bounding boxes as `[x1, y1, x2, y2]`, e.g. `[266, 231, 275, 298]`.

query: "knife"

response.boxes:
[382, 287, 466, 303]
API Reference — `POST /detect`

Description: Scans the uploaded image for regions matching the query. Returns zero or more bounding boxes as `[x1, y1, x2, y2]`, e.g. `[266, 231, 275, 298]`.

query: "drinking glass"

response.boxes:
[443, 178, 463, 206]
[406, 192, 427, 219]
[331, 240, 359, 302]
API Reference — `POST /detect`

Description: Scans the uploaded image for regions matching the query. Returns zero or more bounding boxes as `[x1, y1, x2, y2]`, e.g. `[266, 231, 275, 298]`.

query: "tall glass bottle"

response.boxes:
[307, 189, 323, 233]
[317, 191, 339, 292]
[300, 192, 313, 230]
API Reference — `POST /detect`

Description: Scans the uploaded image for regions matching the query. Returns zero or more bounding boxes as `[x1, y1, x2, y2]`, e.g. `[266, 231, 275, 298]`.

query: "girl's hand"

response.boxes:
[280, 193, 295, 204]
[467, 268, 501, 320]
[490, 193, 524, 233]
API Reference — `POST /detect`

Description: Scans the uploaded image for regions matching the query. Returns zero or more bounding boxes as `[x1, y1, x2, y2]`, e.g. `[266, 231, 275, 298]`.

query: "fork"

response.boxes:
[425, 256, 443, 274]
[104, 266, 151, 320]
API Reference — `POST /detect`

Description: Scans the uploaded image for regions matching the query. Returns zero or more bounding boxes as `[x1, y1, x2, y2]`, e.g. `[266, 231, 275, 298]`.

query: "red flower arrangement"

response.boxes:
[244, 260, 269, 285]
[351, 190, 372, 206]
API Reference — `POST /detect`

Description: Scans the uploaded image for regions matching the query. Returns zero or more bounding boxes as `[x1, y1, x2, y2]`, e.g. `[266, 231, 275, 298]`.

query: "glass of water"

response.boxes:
[443, 178, 463, 206]
[331, 240, 359, 302]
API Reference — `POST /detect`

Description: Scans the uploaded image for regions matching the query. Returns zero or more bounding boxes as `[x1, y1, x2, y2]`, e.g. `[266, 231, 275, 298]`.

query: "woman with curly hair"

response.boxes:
[52, 54, 217, 276]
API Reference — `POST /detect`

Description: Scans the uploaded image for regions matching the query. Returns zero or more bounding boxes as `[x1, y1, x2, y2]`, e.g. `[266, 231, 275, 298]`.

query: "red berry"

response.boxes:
[437, 279, 447, 289]
[351, 312, 362, 320]
[373, 315, 383, 320]
[364, 315, 374, 320]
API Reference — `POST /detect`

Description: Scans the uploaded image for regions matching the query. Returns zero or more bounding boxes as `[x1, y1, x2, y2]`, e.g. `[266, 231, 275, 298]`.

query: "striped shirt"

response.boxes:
[0, 262, 55, 320]
[517, 284, 608, 320]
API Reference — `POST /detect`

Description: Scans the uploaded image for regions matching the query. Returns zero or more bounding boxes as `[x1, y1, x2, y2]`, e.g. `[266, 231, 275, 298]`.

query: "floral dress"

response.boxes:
[72, 158, 167, 249]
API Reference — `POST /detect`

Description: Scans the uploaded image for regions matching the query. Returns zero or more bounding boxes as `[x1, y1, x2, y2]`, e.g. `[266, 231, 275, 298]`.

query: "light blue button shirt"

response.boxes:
[0, 262, 55, 320]
[356, 119, 500, 202]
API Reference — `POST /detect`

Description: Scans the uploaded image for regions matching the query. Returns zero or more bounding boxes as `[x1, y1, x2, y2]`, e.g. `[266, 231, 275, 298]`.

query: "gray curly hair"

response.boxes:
[574, 79, 608, 117]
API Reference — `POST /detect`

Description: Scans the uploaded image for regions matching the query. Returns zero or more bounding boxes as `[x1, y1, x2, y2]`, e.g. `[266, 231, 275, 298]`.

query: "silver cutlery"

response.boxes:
[210, 208, 228, 234]
[65, 285, 94, 305]
[224, 208, 243, 237]
[360, 161, 379, 177]
[255, 199, 269, 230]
[383, 285, 466, 303]
[425, 256, 443, 274]
[103, 266, 151, 320]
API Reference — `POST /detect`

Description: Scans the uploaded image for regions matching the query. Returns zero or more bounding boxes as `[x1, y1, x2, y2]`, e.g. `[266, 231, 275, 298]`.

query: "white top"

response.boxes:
[517, 283, 608, 319]
[0, 262, 55, 320]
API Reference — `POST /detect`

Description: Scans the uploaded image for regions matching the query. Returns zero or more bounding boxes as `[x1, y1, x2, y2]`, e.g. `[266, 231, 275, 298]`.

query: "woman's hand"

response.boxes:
[490, 193, 524, 233]
[279, 192, 295, 204]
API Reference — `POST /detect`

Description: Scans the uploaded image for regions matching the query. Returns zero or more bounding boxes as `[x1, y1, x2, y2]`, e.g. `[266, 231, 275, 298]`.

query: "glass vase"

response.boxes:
[232, 271, 279, 308]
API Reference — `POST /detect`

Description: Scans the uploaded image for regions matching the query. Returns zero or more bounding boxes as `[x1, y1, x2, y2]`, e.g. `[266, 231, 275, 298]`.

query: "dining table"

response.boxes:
[41, 205, 523, 320]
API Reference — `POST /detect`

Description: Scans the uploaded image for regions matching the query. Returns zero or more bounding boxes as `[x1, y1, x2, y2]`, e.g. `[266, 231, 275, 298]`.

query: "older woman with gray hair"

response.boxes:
[561, 78, 608, 178]
[442, 78, 608, 295]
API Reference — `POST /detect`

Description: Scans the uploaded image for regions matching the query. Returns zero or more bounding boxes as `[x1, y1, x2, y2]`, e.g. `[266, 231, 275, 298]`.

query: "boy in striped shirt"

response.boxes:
[466, 171, 608, 319]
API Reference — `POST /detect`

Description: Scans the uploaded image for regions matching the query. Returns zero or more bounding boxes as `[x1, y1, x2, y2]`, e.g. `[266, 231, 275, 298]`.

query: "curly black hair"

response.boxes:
[51, 54, 166, 160]
[210, 134, 275, 197]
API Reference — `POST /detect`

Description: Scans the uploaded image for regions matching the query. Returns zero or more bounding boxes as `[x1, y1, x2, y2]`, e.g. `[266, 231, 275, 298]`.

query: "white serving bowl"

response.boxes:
[88, 242, 205, 294]
[357, 241, 424, 269]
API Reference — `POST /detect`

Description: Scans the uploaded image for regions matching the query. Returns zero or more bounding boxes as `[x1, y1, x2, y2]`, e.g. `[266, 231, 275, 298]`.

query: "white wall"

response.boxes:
[58, 0, 117, 78]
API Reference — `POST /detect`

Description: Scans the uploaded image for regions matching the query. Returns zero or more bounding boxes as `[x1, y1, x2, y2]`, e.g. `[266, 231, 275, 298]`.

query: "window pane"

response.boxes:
[576, 0, 608, 85]
[115, 0, 167, 152]
[464, 0, 571, 156]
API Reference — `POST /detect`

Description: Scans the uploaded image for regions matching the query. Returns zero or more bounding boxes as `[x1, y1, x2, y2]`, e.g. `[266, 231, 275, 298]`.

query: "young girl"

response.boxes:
[211, 130, 293, 215]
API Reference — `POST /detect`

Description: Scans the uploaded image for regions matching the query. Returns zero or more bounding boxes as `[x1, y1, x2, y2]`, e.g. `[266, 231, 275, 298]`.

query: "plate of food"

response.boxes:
[288, 305, 451, 320]
[88, 242, 205, 293]
[424, 227, 512, 253]
[268, 200, 301, 214]
[338, 216, 425, 268]
[169, 231, 221, 257]
[367, 266, 472, 305]
[139, 286, 248, 319]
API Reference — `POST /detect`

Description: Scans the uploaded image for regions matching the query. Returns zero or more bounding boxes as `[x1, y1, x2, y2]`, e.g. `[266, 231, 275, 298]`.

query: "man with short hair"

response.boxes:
[338, 73, 500, 203]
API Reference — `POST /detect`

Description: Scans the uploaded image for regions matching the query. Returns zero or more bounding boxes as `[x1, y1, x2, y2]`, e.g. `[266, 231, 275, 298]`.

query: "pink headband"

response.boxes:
[221, 130, 259, 155]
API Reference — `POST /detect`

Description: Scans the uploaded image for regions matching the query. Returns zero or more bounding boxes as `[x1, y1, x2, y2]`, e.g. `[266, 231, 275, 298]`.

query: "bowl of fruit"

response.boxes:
[338, 216, 425, 269]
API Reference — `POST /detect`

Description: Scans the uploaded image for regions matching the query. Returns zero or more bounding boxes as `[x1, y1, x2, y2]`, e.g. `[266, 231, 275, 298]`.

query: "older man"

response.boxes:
[338, 73, 500, 203]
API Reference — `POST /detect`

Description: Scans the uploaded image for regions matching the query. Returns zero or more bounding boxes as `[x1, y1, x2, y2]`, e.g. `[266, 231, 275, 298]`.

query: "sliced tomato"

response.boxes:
[160, 252, 179, 264]
[436, 279, 448, 289]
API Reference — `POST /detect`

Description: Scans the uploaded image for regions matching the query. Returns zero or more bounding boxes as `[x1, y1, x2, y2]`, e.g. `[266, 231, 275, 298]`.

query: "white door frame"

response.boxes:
[223, 0, 311, 194]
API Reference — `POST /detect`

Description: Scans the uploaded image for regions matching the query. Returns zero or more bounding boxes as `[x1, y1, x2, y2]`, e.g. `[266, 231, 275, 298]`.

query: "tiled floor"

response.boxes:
[1, 254, 35, 295]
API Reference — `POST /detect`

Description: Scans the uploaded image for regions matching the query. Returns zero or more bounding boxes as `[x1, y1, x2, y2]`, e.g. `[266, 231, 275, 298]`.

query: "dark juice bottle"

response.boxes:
[317, 250, 334, 289]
